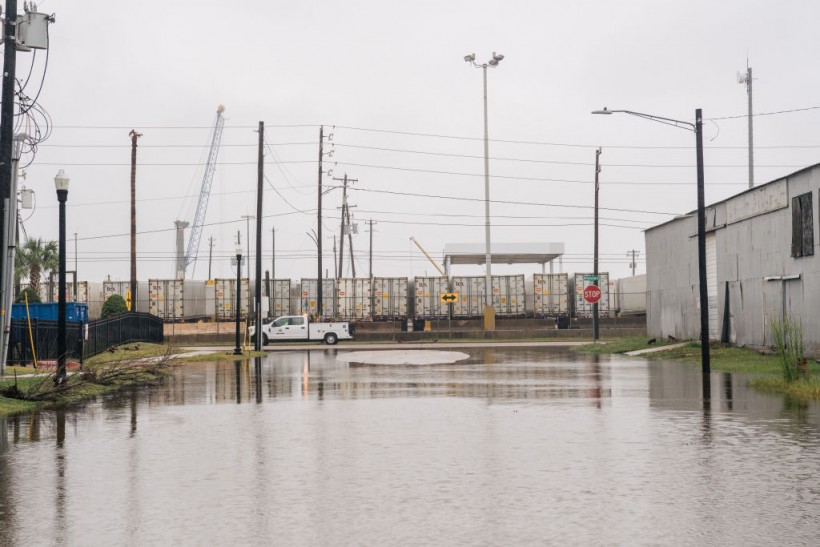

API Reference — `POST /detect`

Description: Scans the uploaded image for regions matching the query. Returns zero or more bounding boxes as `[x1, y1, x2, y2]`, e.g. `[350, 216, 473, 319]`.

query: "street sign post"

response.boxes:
[583, 285, 602, 304]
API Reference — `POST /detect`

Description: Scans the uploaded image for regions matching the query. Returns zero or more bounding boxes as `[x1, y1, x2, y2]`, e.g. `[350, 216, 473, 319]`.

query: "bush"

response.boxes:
[15, 287, 40, 304]
[770, 316, 808, 382]
[101, 294, 128, 318]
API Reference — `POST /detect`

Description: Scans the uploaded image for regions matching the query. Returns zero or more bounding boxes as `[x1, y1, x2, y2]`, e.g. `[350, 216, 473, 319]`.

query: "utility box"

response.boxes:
[16, 10, 51, 51]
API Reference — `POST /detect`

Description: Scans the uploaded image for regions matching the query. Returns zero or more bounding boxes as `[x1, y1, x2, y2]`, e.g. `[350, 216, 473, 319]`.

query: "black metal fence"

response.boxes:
[8, 312, 164, 365]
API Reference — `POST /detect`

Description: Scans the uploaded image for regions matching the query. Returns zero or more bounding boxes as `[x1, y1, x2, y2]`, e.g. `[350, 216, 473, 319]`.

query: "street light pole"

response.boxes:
[234, 244, 242, 355]
[592, 107, 710, 374]
[465, 51, 504, 314]
[54, 170, 70, 385]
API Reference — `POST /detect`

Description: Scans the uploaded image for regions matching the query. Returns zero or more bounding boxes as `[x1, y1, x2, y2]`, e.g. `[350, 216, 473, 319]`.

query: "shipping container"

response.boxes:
[184, 280, 208, 320]
[215, 278, 249, 321]
[148, 279, 184, 321]
[532, 273, 569, 317]
[571, 272, 612, 318]
[413, 276, 449, 319]
[100, 280, 151, 316]
[42, 280, 89, 304]
[337, 278, 372, 320]
[492, 274, 526, 316]
[11, 302, 89, 324]
[299, 278, 337, 318]
[268, 279, 292, 317]
[452, 276, 484, 317]
[373, 277, 408, 319]
[613, 274, 647, 315]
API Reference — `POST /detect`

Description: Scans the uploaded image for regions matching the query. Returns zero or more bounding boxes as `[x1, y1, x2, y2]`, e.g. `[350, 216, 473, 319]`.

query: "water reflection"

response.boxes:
[0, 349, 818, 545]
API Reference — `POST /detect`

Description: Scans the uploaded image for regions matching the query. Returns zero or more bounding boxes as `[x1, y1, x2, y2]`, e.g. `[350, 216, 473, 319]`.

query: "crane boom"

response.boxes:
[183, 105, 225, 278]
[409, 236, 446, 276]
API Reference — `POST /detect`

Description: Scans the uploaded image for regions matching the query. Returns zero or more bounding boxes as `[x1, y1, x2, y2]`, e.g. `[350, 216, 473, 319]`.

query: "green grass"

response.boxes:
[748, 376, 820, 400]
[572, 336, 677, 354]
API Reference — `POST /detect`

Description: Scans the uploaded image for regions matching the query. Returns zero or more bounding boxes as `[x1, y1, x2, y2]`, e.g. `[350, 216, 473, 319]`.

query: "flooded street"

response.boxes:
[1, 347, 819, 545]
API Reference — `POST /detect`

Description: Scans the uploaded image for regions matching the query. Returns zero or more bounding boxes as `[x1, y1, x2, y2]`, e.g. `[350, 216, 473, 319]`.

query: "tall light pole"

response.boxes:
[233, 243, 242, 355]
[54, 170, 70, 385]
[464, 51, 504, 314]
[241, 214, 253, 319]
[592, 107, 710, 375]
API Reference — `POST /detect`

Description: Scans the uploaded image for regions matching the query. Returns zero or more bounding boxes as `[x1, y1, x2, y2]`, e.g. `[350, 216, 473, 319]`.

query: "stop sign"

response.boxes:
[583, 285, 602, 304]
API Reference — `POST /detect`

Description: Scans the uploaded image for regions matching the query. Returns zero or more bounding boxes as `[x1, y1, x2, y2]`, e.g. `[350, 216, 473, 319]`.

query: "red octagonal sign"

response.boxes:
[583, 285, 602, 304]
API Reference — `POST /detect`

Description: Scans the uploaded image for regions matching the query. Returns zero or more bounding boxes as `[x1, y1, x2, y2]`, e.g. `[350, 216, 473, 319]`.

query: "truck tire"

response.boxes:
[262, 334, 269, 346]
[324, 332, 338, 345]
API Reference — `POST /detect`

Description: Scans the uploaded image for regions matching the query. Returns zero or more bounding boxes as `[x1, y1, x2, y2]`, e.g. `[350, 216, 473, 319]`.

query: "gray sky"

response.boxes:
[18, 0, 820, 283]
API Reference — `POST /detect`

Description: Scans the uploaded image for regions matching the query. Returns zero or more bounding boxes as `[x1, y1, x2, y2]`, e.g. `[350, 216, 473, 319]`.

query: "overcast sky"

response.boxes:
[16, 0, 820, 284]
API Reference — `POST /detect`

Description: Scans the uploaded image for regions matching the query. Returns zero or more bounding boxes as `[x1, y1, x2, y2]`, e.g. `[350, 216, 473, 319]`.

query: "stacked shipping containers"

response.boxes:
[571, 272, 612, 318]
[337, 278, 372, 320]
[532, 273, 569, 317]
[373, 277, 408, 319]
[299, 279, 337, 318]
[413, 276, 449, 318]
[215, 278, 249, 321]
[269, 279, 292, 317]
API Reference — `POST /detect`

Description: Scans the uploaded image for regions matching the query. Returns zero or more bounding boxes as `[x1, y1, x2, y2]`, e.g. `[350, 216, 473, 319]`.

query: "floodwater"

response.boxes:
[1, 347, 819, 546]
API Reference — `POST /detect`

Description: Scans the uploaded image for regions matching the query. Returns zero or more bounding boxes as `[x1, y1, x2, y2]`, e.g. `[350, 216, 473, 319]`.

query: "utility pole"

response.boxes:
[271, 227, 275, 280]
[627, 250, 640, 276]
[593, 148, 601, 342]
[74, 232, 78, 299]
[332, 235, 337, 278]
[316, 126, 324, 318]
[368, 219, 376, 279]
[129, 129, 142, 310]
[208, 236, 214, 280]
[241, 214, 253, 321]
[739, 65, 754, 188]
[333, 174, 357, 277]
[254, 121, 264, 351]
[346, 205, 356, 278]
[0, 0, 18, 344]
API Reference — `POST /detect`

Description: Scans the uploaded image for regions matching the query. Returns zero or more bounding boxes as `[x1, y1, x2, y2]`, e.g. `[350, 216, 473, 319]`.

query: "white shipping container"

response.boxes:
[413, 276, 449, 318]
[452, 276, 485, 317]
[573, 272, 611, 318]
[337, 278, 372, 320]
[43, 280, 89, 304]
[184, 280, 208, 320]
[148, 279, 184, 321]
[215, 278, 249, 321]
[269, 279, 292, 317]
[533, 273, 569, 316]
[101, 280, 150, 314]
[492, 274, 526, 316]
[299, 278, 337, 318]
[614, 274, 647, 314]
[373, 277, 408, 319]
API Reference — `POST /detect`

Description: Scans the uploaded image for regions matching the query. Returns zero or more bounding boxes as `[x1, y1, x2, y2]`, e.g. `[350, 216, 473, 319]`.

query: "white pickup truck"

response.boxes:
[249, 315, 353, 345]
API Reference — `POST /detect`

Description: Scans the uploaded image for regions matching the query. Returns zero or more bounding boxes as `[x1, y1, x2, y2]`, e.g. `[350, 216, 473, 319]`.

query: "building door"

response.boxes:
[706, 233, 719, 340]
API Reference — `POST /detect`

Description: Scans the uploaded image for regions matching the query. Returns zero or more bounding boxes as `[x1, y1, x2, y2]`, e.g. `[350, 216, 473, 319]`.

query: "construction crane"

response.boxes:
[409, 236, 446, 276]
[176, 105, 225, 279]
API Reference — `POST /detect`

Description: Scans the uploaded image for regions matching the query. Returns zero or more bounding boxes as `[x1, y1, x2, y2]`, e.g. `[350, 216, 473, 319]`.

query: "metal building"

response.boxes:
[645, 163, 820, 351]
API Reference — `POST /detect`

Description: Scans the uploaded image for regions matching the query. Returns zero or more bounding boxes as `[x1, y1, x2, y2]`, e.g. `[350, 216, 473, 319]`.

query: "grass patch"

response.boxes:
[748, 376, 820, 400]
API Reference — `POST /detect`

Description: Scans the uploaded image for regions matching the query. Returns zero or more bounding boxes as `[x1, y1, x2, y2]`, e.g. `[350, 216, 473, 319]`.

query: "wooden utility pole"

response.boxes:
[593, 147, 601, 342]
[332, 235, 337, 278]
[347, 205, 356, 278]
[334, 174, 357, 277]
[129, 129, 142, 309]
[627, 250, 639, 276]
[368, 219, 376, 279]
[208, 236, 214, 280]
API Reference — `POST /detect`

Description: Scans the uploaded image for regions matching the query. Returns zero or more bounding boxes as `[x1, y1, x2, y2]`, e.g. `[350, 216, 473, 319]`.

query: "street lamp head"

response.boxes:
[591, 107, 612, 115]
[492, 52, 504, 62]
[54, 169, 70, 191]
[235, 244, 242, 256]
[464, 53, 475, 63]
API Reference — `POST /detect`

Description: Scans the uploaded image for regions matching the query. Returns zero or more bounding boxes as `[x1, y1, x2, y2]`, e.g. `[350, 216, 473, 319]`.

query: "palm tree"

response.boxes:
[15, 238, 58, 297]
